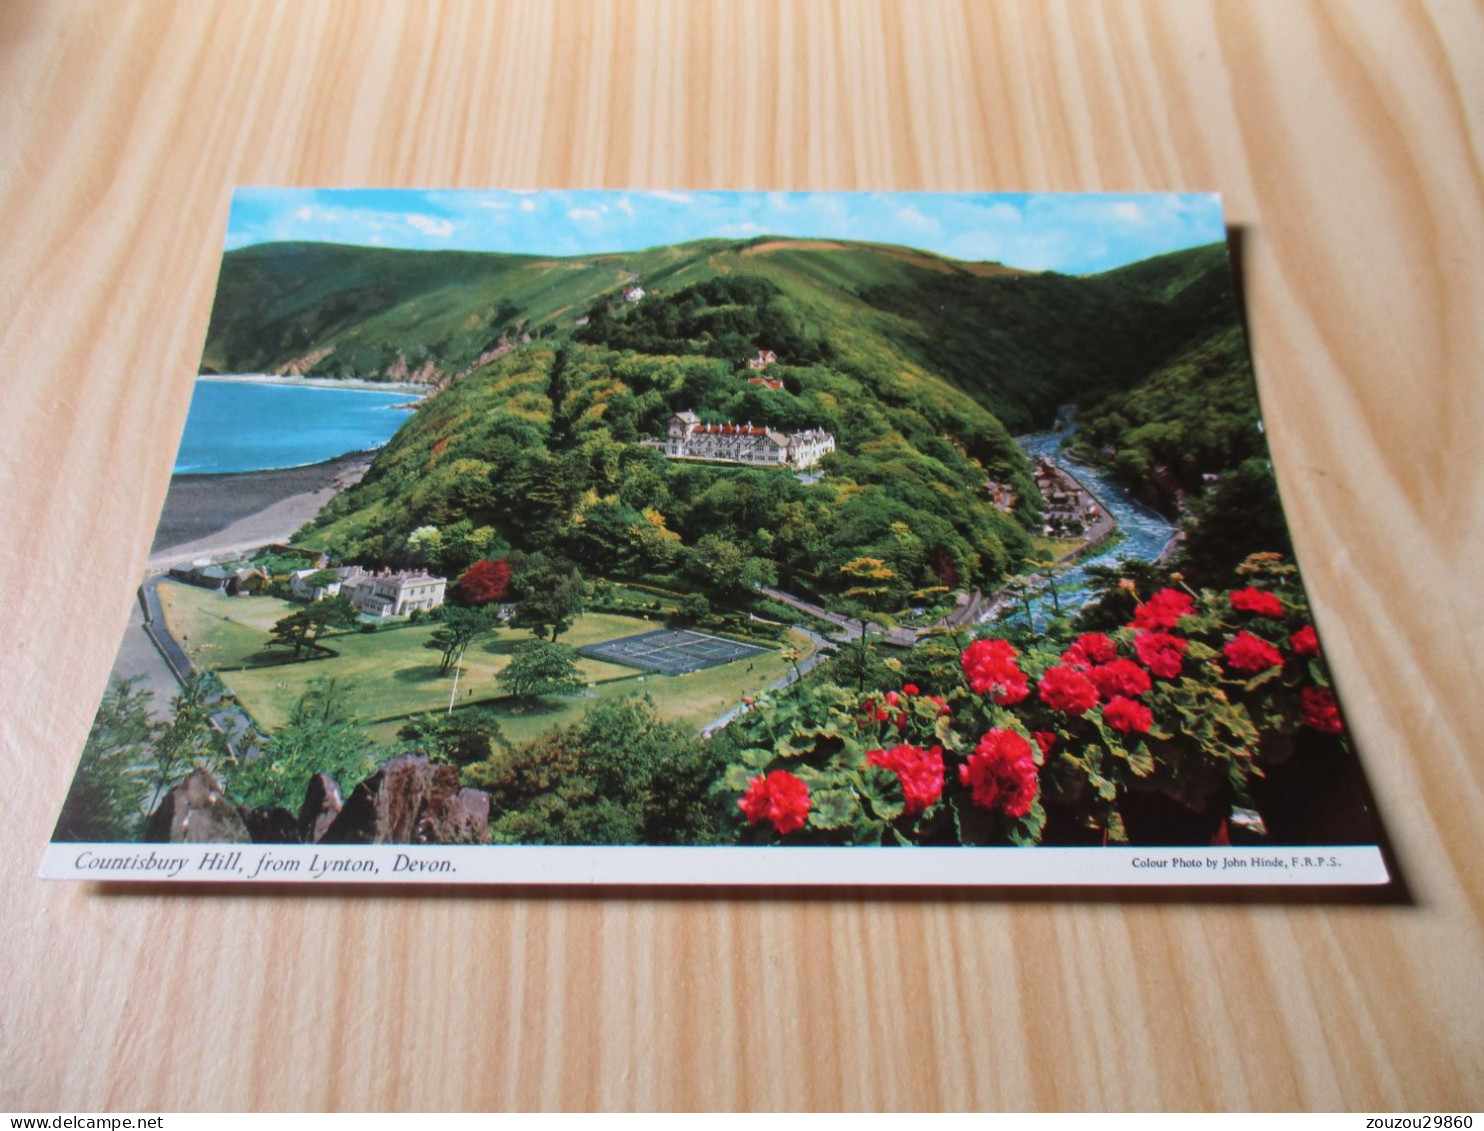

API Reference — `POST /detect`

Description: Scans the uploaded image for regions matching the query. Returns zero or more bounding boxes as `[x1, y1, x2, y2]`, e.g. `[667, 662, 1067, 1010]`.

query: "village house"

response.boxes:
[169, 563, 269, 597]
[622, 285, 645, 303]
[984, 479, 1018, 513]
[335, 566, 447, 618]
[647, 410, 837, 470]
[288, 568, 341, 602]
[747, 349, 778, 370]
[1033, 457, 1102, 536]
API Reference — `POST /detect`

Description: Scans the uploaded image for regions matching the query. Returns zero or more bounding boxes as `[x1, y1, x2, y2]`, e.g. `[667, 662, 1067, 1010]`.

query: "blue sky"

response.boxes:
[224, 189, 1226, 274]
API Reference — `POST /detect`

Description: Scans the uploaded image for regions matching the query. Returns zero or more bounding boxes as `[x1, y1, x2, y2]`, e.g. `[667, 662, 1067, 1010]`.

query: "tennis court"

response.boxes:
[578, 628, 770, 675]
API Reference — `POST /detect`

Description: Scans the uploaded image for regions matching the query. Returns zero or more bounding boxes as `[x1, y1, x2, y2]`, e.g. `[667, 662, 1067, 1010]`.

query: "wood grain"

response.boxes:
[2, 0, 1481, 1111]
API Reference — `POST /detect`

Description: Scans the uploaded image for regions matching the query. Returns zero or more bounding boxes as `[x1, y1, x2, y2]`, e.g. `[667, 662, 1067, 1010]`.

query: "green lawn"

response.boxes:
[1030, 535, 1084, 561]
[159, 583, 810, 744]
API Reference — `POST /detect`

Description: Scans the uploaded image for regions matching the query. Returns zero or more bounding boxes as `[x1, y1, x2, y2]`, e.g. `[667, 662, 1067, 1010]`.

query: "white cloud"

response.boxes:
[406, 214, 455, 238]
[294, 206, 313, 220]
[520, 199, 537, 212]
[648, 190, 694, 204]
[617, 197, 634, 218]
[1111, 202, 1145, 222]
[478, 199, 509, 210]
[896, 206, 939, 231]
[568, 208, 601, 221]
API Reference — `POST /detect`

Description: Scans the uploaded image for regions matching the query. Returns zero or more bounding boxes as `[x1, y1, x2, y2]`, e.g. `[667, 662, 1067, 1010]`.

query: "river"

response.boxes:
[1002, 425, 1179, 625]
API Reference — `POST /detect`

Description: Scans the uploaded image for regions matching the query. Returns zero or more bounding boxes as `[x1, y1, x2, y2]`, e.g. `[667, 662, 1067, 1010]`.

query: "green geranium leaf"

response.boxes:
[1093, 773, 1118, 802]
[790, 764, 836, 790]
[1006, 800, 1046, 846]
[1186, 640, 1219, 662]
[723, 764, 758, 792]
[861, 764, 906, 822]
[807, 788, 860, 831]
[934, 714, 958, 748]
[1126, 742, 1155, 778]
[850, 818, 888, 847]
[739, 746, 774, 770]
[1244, 667, 1282, 693]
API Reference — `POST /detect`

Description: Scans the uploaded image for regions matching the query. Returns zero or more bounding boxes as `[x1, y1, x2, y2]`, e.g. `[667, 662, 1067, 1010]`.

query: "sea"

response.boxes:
[172, 377, 419, 474]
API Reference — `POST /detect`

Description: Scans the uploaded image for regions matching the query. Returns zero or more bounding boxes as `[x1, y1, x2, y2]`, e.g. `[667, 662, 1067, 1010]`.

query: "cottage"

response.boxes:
[747, 349, 778, 370]
[289, 568, 341, 602]
[622, 285, 645, 303]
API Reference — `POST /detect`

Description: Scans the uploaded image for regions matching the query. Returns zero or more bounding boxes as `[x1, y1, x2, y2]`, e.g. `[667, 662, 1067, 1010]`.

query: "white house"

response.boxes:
[651, 411, 836, 470]
[335, 566, 447, 618]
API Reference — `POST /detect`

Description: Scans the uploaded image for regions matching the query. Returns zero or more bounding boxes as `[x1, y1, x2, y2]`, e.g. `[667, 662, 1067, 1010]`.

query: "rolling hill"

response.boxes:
[199, 236, 1238, 432]
[202, 235, 1252, 597]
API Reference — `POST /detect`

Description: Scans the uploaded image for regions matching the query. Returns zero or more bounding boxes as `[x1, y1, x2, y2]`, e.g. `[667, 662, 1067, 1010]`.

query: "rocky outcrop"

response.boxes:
[319, 754, 490, 845]
[237, 805, 299, 843]
[297, 772, 343, 843]
[145, 768, 251, 844]
[277, 346, 334, 376]
[146, 758, 489, 845]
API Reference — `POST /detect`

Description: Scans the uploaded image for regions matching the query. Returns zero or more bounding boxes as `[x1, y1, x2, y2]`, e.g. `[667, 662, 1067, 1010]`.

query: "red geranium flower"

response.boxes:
[1037, 665, 1100, 716]
[1088, 658, 1153, 700]
[1229, 587, 1284, 618]
[868, 743, 945, 815]
[902, 683, 920, 696]
[1135, 630, 1188, 680]
[958, 729, 1039, 818]
[1032, 731, 1057, 757]
[1290, 625, 1321, 657]
[738, 770, 812, 835]
[1300, 686, 1344, 735]
[1102, 695, 1153, 734]
[1224, 631, 1284, 673]
[1130, 588, 1195, 630]
[926, 695, 952, 717]
[961, 638, 1030, 704]
[1062, 632, 1117, 669]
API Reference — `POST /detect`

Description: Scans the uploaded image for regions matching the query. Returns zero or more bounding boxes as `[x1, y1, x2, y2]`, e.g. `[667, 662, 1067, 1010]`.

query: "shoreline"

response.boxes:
[199, 372, 430, 395]
[149, 449, 374, 564]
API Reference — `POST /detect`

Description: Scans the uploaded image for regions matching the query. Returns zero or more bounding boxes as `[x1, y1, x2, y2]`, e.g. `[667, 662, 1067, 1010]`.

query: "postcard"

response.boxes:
[41, 190, 1387, 885]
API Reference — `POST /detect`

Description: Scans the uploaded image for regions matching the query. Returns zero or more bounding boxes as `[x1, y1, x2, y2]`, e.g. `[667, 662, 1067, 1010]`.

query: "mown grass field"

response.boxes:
[158, 582, 809, 746]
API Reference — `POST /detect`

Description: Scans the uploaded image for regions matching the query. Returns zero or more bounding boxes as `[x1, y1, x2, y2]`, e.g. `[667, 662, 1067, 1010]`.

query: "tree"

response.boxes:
[268, 596, 359, 658]
[496, 639, 586, 704]
[465, 698, 727, 845]
[510, 556, 585, 641]
[53, 677, 156, 841]
[142, 672, 231, 814]
[397, 708, 508, 766]
[840, 556, 899, 692]
[228, 680, 377, 811]
[454, 557, 511, 606]
[423, 604, 501, 677]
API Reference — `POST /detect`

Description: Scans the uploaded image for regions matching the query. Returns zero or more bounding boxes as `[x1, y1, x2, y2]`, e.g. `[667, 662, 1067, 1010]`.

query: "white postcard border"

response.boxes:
[40, 843, 1389, 886]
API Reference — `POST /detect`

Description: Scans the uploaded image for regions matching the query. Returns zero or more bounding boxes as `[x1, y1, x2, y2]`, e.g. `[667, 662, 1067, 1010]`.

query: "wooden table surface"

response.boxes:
[2, 0, 1481, 1112]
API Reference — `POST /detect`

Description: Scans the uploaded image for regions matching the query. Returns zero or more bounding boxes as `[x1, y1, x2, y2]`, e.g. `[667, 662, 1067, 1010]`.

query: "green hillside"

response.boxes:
[199, 237, 1242, 434]
[300, 334, 1035, 603]
[1073, 242, 1263, 499]
[207, 235, 1252, 597]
